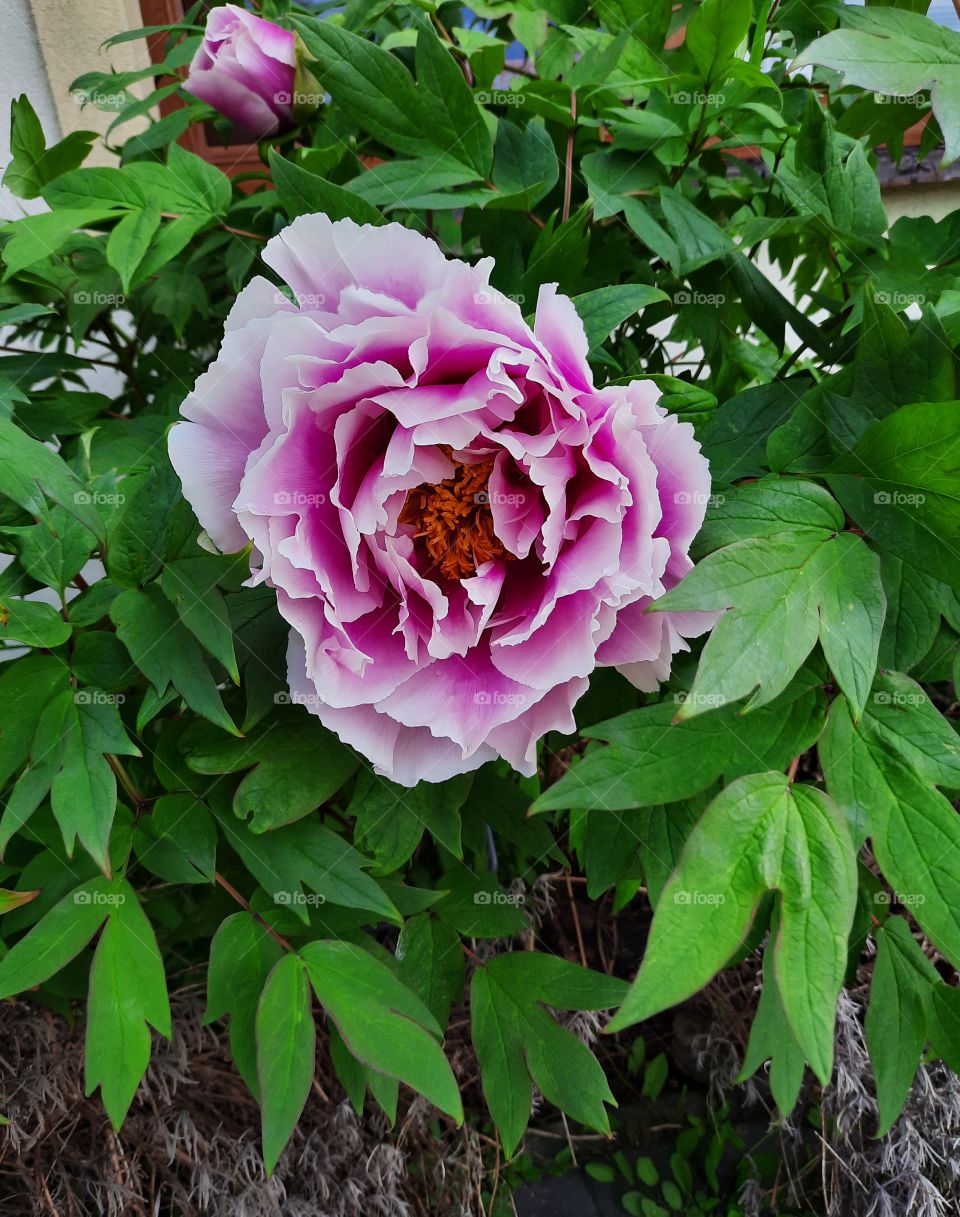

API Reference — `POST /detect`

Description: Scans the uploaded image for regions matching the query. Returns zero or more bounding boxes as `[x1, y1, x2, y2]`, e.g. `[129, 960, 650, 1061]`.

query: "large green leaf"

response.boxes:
[85, 881, 171, 1129]
[866, 917, 938, 1135]
[301, 939, 462, 1121]
[0, 877, 114, 997]
[821, 689, 960, 965]
[828, 401, 960, 592]
[210, 801, 399, 925]
[110, 587, 239, 736]
[795, 8, 960, 164]
[738, 920, 806, 1117]
[533, 674, 825, 813]
[655, 528, 884, 718]
[186, 713, 357, 831]
[269, 149, 384, 225]
[471, 953, 627, 1155]
[608, 774, 857, 1084]
[256, 953, 315, 1174]
[0, 416, 105, 540]
[205, 912, 283, 1100]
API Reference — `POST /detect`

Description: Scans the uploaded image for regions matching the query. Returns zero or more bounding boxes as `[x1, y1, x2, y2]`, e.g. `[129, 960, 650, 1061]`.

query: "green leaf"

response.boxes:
[828, 401, 960, 592]
[0, 597, 71, 648]
[351, 770, 471, 870]
[471, 953, 626, 1154]
[345, 156, 481, 208]
[701, 379, 814, 484]
[0, 688, 138, 869]
[878, 554, 943, 673]
[268, 149, 384, 225]
[52, 689, 140, 870]
[41, 165, 148, 210]
[738, 923, 806, 1117]
[0, 416, 105, 540]
[686, 0, 753, 81]
[533, 674, 825, 813]
[488, 119, 558, 210]
[293, 16, 485, 171]
[301, 939, 462, 1121]
[205, 912, 283, 1099]
[692, 477, 844, 557]
[794, 8, 960, 164]
[0, 655, 70, 790]
[0, 877, 114, 997]
[85, 881, 171, 1129]
[866, 917, 938, 1135]
[608, 774, 857, 1084]
[110, 587, 239, 736]
[210, 802, 400, 925]
[820, 691, 960, 965]
[257, 953, 315, 1174]
[777, 94, 886, 241]
[396, 913, 464, 1028]
[6, 506, 96, 592]
[187, 713, 357, 831]
[160, 557, 239, 684]
[133, 794, 216, 885]
[106, 206, 161, 292]
[413, 18, 493, 177]
[4, 95, 96, 199]
[657, 529, 884, 719]
[572, 284, 669, 351]
[1, 207, 120, 276]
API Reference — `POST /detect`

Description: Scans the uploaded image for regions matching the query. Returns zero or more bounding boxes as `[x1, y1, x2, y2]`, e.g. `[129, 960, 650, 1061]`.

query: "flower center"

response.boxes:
[399, 455, 510, 580]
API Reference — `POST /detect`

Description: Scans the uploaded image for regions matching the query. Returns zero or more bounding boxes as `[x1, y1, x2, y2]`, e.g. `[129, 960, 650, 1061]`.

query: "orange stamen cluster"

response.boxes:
[399, 454, 511, 580]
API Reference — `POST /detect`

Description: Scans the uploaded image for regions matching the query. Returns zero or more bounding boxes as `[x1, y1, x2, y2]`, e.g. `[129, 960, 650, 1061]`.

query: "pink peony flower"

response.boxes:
[168, 215, 713, 785]
[183, 4, 307, 137]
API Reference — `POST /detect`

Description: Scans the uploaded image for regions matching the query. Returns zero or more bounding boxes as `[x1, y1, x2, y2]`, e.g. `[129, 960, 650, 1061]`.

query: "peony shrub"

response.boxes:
[1, 1, 960, 1208]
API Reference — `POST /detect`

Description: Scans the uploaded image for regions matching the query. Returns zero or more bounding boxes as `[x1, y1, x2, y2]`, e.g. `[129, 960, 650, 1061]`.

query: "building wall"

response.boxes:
[1, 0, 153, 220]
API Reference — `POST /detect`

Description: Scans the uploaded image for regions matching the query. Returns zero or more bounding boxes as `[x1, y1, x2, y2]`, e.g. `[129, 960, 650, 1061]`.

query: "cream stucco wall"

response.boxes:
[30, 0, 154, 164]
[1, 0, 153, 219]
